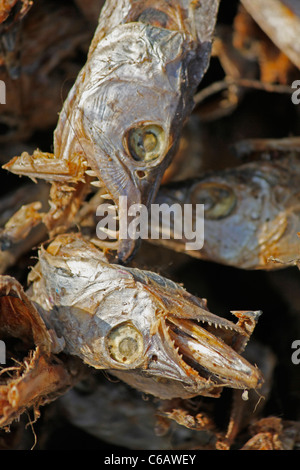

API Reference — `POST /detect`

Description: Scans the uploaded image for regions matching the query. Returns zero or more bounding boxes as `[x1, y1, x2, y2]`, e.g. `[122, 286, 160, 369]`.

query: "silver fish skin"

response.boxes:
[28, 234, 263, 400]
[152, 155, 300, 270]
[53, 0, 220, 262]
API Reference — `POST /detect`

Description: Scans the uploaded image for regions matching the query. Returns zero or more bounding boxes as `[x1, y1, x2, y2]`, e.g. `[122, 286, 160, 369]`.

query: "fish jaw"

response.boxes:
[54, 22, 207, 262]
[105, 303, 263, 400]
[29, 234, 263, 400]
[164, 315, 263, 392]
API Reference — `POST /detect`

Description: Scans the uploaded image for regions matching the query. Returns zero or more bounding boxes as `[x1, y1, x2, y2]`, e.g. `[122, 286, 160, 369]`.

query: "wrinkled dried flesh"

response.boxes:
[27, 234, 263, 400]
[0, 0, 92, 139]
[2, 0, 221, 261]
[151, 154, 300, 270]
[0, 202, 44, 248]
[48, 0, 220, 261]
[0, 276, 84, 428]
[0, 182, 48, 274]
[241, 417, 300, 450]
[3, 151, 88, 184]
[0, 348, 83, 428]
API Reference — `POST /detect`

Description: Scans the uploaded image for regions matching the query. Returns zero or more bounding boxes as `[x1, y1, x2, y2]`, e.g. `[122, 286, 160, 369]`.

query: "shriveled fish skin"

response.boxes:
[27, 233, 262, 401]
[152, 155, 300, 270]
[53, 0, 220, 262]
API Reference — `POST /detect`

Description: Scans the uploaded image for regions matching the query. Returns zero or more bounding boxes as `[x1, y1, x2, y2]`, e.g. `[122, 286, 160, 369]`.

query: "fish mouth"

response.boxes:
[84, 167, 141, 262]
[86, 161, 164, 263]
[162, 313, 263, 393]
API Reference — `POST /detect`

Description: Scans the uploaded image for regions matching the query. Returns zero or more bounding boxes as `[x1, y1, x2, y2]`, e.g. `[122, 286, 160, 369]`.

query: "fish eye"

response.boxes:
[191, 182, 236, 219]
[126, 124, 165, 162]
[106, 322, 144, 364]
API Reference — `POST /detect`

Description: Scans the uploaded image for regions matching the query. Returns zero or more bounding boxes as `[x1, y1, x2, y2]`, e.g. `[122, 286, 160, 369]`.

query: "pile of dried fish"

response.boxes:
[0, 0, 300, 451]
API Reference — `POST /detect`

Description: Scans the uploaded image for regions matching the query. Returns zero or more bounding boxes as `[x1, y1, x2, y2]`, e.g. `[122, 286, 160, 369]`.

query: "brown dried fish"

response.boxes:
[1, 0, 299, 450]
[26, 233, 263, 400]
[3, 0, 220, 262]
[241, 417, 300, 450]
[0, 275, 84, 428]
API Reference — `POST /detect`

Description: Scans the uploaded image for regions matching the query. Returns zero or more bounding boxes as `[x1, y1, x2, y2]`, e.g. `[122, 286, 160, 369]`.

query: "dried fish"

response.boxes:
[0, 275, 85, 428]
[0, 0, 299, 451]
[26, 233, 263, 400]
[150, 154, 300, 270]
[57, 341, 275, 450]
[3, 0, 220, 261]
[7, 152, 300, 272]
[241, 417, 300, 450]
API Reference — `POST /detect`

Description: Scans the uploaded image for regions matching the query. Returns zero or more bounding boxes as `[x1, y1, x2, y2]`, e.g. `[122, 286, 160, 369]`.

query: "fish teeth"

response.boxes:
[90, 180, 103, 187]
[85, 169, 97, 177]
[101, 193, 113, 200]
[99, 227, 119, 238]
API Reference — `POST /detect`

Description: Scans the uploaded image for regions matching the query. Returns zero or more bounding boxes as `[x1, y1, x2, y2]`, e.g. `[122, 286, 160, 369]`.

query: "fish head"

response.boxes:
[64, 23, 202, 261]
[32, 234, 263, 400]
[105, 270, 264, 399]
[155, 162, 293, 269]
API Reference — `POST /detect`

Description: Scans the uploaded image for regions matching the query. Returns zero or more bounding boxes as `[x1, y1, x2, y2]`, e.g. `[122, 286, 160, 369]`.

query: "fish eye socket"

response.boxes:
[126, 124, 165, 162]
[191, 182, 236, 220]
[106, 322, 144, 364]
